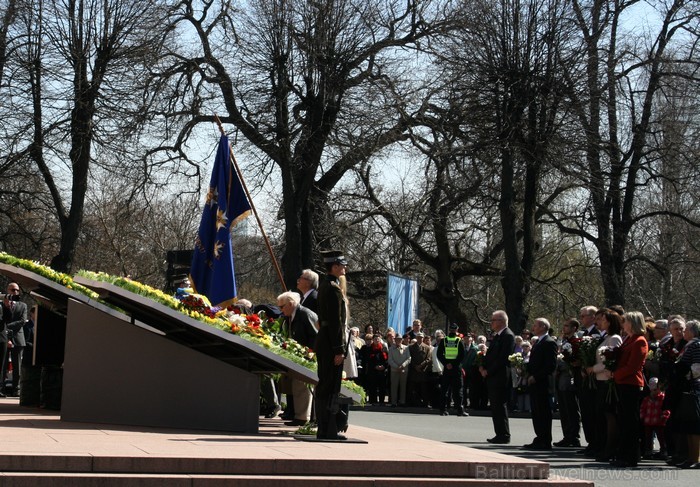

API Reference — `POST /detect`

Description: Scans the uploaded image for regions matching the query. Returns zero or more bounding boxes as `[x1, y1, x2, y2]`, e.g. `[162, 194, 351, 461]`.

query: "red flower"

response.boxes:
[247, 313, 261, 327]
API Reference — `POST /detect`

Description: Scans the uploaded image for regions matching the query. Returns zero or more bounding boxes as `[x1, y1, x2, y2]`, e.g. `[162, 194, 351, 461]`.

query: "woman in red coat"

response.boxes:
[611, 311, 648, 467]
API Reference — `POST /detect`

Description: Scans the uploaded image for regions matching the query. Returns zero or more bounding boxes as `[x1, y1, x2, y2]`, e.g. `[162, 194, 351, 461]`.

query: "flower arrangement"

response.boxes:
[560, 337, 582, 374]
[578, 335, 602, 388]
[656, 341, 680, 363]
[0, 252, 99, 299]
[475, 349, 486, 368]
[77, 270, 316, 368]
[508, 352, 524, 369]
[599, 345, 620, 402]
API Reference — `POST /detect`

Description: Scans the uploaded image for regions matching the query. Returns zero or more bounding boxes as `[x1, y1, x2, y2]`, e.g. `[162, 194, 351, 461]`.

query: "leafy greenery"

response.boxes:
[0, 253, 99, 299]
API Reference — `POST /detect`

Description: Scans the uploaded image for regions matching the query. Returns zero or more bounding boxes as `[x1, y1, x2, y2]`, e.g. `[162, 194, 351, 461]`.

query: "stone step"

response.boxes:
[0, 454, 548, 480]
[0, 473, 593, 487]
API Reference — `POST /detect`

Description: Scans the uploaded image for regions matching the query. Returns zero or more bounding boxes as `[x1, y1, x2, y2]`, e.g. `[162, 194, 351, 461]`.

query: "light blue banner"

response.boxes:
[386, 273, 419, 335]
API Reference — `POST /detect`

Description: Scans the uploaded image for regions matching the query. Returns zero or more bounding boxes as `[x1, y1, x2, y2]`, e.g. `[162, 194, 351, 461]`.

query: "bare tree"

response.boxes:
[547, 0, 700, 306]
[0, 0, 169, 272]
[149, 0, 461, 289]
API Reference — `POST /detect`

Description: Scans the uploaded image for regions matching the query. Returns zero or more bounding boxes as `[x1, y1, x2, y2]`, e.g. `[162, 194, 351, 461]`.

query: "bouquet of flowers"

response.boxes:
[578, 335, 601, 388]
[561, 337, 582, 372]
[599, 345, 620, 402]
[508, 352, 525, 374]
[475, 349, 486, 368]
[657, 341, 680, 363]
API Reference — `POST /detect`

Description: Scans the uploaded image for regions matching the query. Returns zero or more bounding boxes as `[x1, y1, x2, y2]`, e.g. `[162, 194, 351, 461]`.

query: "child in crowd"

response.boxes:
[640, 377, 671, 459]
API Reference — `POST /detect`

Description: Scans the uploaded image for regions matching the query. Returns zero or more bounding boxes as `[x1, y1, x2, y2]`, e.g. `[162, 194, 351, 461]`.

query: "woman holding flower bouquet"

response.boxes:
[610, 311, 648, 468]
[586, 309, 622, 461]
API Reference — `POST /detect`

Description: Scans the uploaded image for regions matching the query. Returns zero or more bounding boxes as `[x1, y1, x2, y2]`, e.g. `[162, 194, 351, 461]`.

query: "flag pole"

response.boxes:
[214, 114, 287, 293]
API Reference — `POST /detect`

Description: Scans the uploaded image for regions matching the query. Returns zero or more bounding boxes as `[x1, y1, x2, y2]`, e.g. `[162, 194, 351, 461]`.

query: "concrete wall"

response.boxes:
[61, 299, 260, 433]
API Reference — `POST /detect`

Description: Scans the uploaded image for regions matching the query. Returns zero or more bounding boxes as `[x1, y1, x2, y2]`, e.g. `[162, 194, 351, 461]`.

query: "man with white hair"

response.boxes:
[524, 318, 558, 450]
[297, 269, 319, 313]
[578, 305, 599, 455]
[579, 306, 599, 337]
[277, 291, 318, 426]
[481, 310, 515, 444]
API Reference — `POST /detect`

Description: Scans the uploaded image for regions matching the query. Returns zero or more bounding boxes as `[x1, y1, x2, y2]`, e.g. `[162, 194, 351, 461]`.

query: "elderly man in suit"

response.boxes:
[277, 291, 318, 426]
[524, 318, 558, 450]
[297, 269, 319, 314]
[577, 305, 600, 455]
[481, 310, 515, 444]
[2, 282, 27, 397]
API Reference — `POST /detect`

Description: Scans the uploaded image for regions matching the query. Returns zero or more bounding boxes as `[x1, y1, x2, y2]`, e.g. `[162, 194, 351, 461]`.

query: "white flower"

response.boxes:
[227, 313, 247, 327]
[691, 363, 700, 379]
[562, 342, 573, 353]
[598, 346, 612, 362]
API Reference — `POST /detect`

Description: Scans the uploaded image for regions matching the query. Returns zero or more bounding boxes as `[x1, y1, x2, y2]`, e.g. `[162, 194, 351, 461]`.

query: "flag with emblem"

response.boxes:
[189, 135, 251, 307]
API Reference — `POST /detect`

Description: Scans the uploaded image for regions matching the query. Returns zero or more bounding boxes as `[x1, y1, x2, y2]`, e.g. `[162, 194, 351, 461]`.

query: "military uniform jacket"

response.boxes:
[315, 275, 348, 356]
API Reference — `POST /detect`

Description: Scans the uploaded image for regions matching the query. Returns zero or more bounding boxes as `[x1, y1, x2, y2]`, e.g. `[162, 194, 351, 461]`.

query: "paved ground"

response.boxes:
[350, 407, 696, 487]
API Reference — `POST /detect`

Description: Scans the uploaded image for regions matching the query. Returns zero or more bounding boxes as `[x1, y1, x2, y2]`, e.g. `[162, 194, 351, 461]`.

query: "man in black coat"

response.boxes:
[278, 291, 318, 425]
[315, 250, 349, 440]
[524, 318, 559, 450]
[480, 310, 515, 444]
[2, 282, 27, 397]
[554, 318, 582, 448]
[577, 305, 600, 454]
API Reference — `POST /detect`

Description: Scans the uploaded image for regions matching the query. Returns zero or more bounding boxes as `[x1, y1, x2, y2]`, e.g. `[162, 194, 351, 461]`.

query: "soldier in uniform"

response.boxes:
[315, 250, 349, 440]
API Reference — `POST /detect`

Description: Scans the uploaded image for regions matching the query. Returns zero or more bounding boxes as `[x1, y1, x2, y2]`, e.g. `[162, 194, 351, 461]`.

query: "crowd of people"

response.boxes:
[343, 307, 700, 469]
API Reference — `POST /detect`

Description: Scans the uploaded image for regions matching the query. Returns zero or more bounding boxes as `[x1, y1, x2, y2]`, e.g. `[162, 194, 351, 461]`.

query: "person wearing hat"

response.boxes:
[315, 250, 350, 440]
[437, 323, 468, 416]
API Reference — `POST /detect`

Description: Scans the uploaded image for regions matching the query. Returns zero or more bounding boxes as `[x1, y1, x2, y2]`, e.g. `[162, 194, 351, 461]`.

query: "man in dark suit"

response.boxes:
[524, 318, 558, 450]
[297, 269, 319, 314]
[2, 282, 27, 397]
[554, 318, 581, 447]
[480, 310, 515, 444]
[315, 250, 349, 440]
[278, 291, 318, 425]
[577, 305, 600, 455]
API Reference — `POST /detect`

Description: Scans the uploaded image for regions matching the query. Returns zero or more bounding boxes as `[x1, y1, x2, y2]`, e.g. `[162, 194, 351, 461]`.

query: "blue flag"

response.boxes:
[189, 135, 251, 307]
[386, 272, 419, 335]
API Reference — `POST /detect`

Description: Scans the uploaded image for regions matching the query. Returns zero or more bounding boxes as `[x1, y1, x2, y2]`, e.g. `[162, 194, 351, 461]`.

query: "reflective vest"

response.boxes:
[444, 336, 461, 360]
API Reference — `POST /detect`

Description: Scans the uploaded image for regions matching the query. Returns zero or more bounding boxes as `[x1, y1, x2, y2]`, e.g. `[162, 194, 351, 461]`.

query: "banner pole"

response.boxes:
[214, 114, 287, 293]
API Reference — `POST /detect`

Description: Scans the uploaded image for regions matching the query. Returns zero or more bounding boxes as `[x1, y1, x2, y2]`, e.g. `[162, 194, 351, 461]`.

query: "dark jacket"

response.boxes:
[289, 304, 318, 349]
[315, 274, 348, 356]
[528, 334, 558, 388]
[300, 289, 318, 314]
[484, 327, 515, 380]
[2, 301, 27, 346]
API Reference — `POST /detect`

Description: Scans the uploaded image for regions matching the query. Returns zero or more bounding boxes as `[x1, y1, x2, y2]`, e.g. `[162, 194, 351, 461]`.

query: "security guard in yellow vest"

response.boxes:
[437, 323, 468, 416]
